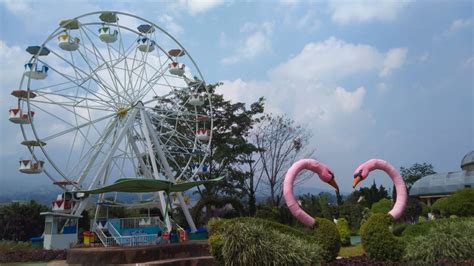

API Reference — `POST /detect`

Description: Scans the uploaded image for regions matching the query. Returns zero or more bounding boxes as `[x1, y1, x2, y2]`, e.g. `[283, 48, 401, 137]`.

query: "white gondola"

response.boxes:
[99, 27, 118, 43]
[9, 107, 34, 124]
[19, 159, 44, 174]
[169, 61, 185, 76]
[52, 193, 74, 212]
[24, 63, 48, 80]
[196, 129, 210, 142]
[188, 93, 204, 106]
[137, 37, 155, 52]
[58, 34, 80, 51]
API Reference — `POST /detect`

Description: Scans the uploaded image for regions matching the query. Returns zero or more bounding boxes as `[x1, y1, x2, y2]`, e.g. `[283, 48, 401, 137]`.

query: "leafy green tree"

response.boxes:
[185, 81, 265, 224]
[0, 201, 49, 241]
[400, 162, 436, 191]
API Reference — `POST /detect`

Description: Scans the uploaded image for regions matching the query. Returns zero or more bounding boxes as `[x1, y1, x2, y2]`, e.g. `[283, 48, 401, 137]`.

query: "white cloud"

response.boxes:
[449, 18, 472, 32]
[418, 52, 430, 62]
[377, 82, 390, 93]
[380, 48, 407, 77]
[270, 37, 406, 84]
[1, 0, 33, 15]
[221, 21, 274, 65]
[158, 15, 184, 36]
[329, 0, 407, 25]
[334, 86, 366, 112]
[178, 0, 225, 15]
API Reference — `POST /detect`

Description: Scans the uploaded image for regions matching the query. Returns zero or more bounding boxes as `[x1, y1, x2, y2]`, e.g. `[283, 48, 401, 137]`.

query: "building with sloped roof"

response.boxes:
[409, 150, 474, 206]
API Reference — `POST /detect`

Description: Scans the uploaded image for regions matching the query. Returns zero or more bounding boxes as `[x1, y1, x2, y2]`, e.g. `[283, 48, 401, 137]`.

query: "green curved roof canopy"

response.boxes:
[79, 176, 224, 194]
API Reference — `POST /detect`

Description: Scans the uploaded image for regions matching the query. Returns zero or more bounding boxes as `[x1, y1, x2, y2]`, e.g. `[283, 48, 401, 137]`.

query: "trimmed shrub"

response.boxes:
[211, 220, 323, 265]
[208, 234, 224, 264]
[255, 206, 279, 221]
[336, 218, 351, 246]
[401, 221, 430, 240]
[360, 213, 404, 261]
[370, 198, 393, 214]
[431, 188, 474, 217]
[211, 217, 313, 242]
[419, 201, 430, 217]
[403, 219, 474, 263]
[392, 223, 408, 237]
[313, 217, 341, 261]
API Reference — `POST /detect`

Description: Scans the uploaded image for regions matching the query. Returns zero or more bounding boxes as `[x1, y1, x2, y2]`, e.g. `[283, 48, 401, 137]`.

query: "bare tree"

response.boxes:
[253, 114, 313, 206]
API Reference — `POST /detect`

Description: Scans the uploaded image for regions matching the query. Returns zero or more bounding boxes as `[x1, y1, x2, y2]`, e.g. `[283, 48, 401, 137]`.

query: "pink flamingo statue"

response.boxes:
[283, 159, 339, 228]
[352, 159, 407, 219]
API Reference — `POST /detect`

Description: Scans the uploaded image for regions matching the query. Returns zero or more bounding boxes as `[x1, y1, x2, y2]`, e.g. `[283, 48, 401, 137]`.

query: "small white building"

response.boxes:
[40, 212, 82, 250]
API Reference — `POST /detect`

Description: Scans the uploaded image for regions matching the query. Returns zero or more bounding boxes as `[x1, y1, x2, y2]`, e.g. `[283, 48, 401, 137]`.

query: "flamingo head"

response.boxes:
[352, 164, 370, 188]
[319, 165, 339, 192]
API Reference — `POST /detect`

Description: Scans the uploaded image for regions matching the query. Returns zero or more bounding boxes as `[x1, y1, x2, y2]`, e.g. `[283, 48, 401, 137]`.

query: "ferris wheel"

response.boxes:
[9, 11, 213, 231]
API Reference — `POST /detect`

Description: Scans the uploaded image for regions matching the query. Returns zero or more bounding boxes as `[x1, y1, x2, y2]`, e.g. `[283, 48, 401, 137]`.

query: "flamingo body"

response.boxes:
[354, 159, 407, 220]
[283, 159, 335, 227]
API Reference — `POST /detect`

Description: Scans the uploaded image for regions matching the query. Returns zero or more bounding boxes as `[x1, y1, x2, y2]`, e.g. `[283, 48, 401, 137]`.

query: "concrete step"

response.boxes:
[67, 240, 211, 265]
[128, 256, 216, 266]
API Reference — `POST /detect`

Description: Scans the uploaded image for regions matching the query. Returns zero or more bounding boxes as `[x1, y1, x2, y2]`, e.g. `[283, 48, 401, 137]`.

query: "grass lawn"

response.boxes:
[338, 244, 364, 257]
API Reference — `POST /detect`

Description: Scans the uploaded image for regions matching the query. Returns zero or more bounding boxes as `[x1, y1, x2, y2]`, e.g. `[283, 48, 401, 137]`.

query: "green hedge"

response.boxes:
[431, 188, 474, 217]
[313, 218, 341, 261]
[360, 213, 404, 261]
[336, 218, 351, 246]
[370, 199, 393, 214]
[208, 218, 323, 265]
[403, 219, 474, 263]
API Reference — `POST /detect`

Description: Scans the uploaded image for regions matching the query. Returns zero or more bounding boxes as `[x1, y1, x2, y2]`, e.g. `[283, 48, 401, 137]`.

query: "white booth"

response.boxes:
[40, 212, 82, 250]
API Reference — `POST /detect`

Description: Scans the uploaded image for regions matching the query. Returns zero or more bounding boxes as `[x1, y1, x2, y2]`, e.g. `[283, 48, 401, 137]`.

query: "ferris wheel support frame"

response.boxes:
[72, 107, 139, 217]
[139, 106, 172, 231]
[141, 105, 197, 232]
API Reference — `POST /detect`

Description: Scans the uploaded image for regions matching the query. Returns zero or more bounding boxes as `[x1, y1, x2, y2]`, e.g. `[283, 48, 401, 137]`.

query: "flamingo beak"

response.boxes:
[328, 179, 339, 192]
[352, 175, 362, 188]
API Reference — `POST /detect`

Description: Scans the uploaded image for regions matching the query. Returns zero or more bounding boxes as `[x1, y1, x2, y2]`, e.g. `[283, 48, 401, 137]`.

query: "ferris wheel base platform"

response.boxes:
[67, 240, 216, 265]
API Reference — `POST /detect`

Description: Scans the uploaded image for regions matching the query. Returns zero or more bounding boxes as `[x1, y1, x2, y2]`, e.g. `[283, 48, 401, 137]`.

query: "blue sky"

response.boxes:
[0, 0, 472, 197]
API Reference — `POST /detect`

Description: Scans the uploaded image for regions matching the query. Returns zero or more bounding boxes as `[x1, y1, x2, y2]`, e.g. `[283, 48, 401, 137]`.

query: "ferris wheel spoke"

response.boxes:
[28, 97, 112, 112]
[75, 32, 123, 107]
[41, 111, 116, 142]
[80, 25, 128, 104]
[75, 48, 122, 106]
[36, 58, 115, 107]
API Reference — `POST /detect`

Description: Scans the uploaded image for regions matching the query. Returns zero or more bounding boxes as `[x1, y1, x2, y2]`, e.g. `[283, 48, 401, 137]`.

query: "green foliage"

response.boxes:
[338, 201, 364, 233]
[0, 240, 33, 252]
[400, 162, 436, 190]
[208, 218, 323, 265]
[403, 219, 474, 263]
[401, 219, 436, 240]
[338, 244, 364, 257]
[0, 201, 49, 241]
[392, 223, 409, 237]
[255, 206, 279, 222]
[313, 217, 341, 262]
[336, 218, 351, 246]
[431, 188, 474, 217]
[360, 213, 404, 261]
[370, 198, 393, 214]
[208, 234, 224, 264]
[209, 217, 312, 242]
[419, 201, 430, 217]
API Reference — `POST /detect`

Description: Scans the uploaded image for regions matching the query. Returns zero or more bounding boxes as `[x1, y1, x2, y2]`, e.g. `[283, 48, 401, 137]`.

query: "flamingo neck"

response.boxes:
[369, 159, 408, 220]
[283, 159, 326, 228]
